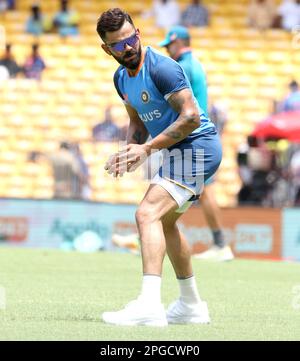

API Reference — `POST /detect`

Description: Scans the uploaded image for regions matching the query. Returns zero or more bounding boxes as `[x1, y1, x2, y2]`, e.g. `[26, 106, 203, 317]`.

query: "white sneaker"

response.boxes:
[193, 245, 234, 262]
[166, 299, 210, 324]
[102, 297, 168, 327]
[111, 233, 140, 254]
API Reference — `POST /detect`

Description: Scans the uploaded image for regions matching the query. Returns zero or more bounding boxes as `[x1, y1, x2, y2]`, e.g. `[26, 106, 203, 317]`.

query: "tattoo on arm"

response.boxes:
[166, 130, 182, 140]
[168, 91, 185, 114]
[163, 89, 200, 141]
[132, 130, 142, 144]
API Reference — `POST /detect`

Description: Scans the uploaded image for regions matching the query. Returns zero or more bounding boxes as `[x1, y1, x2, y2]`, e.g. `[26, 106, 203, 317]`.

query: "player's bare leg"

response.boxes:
[102, 184, 178, 327]
[201, 184, 223, 231]
[194, 184, 234, 261]
[135, 183, 178, 275]
[162, 211, 193, 278]
[161, 208, 210, 324]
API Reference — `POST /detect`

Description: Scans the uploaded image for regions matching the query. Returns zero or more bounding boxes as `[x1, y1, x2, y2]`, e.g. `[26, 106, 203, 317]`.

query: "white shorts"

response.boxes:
[151, 173, 196, 214]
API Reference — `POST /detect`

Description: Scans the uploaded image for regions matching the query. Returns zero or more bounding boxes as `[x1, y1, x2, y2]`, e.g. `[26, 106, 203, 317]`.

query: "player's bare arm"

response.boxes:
[105, 88, 200, 176]
[125, 104, 149, 145]
[104, 104, 149, 177]
[145, 88, 200, 152]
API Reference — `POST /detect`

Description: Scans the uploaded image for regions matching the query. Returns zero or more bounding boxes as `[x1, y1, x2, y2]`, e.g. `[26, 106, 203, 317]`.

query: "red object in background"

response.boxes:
[0, 217, 29, 242]
[252, 111, 300, 141]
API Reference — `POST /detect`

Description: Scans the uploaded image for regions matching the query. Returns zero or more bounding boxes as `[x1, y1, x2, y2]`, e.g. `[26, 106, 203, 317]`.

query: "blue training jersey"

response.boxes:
[113, 46, 214, 140]
[177, 50, 208, 116]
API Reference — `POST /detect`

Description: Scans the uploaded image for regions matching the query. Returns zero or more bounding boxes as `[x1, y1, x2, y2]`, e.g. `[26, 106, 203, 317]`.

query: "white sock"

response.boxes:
[140, 274, 161, 304]
[178, 276, 201, 304]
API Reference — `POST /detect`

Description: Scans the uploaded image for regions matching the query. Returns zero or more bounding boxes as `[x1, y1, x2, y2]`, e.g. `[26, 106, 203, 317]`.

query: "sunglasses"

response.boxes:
[106, 30, 139, 52]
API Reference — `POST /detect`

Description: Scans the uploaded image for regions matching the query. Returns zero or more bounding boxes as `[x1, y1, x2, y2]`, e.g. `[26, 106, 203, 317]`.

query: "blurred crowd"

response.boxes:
[0, 0, 79, 36]
[143, 0, 300, 31]
[29, 141, 90, 200]
[0, 0, 299, 33]
[248, 0, 300, 31]
[1, 0, 300, 205]
[25, 0, 79, 37]
[0, 0, 80, 80]
[0, 43, 46, 80]
[237, 80, 300, 207]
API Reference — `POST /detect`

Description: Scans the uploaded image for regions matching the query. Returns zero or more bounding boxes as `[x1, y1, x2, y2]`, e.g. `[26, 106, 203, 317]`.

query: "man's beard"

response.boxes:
[113, 44, 142, 70]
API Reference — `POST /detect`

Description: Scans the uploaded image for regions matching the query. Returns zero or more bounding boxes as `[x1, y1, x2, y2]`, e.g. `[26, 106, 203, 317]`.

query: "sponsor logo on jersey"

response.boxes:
[141, 90, 150, 103]
[138, 110, 162, 122]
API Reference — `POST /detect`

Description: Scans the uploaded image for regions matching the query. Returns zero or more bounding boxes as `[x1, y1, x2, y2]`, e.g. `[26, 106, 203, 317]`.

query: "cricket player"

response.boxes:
[97, 8, 222, 326]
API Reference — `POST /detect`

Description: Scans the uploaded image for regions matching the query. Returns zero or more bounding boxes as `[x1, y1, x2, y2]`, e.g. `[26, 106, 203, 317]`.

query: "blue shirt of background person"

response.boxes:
[281, 80, 300, 112]
[92, 106, 121, 142]
[26, 5, 49, 36]
[23, 44, 46, 80]
[53, 0, 79, 37]
[159, 25, 208, 116]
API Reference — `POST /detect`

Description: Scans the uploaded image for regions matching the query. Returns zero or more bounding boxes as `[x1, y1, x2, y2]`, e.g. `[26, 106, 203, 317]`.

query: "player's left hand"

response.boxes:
[104, 144, 150, 177]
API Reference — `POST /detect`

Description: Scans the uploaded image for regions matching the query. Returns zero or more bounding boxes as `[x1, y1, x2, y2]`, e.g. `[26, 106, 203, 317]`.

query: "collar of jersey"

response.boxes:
[174, 47, 192, 61]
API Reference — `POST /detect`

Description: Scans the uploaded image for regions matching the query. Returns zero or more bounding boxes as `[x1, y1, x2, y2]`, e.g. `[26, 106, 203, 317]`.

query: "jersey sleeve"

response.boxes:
[150, 57, 190, 100]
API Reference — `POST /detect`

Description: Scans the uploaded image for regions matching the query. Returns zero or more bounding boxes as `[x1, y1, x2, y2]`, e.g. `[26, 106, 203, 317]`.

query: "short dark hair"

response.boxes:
[182, 38, 190, 46]
[96, 8, 134, 41]
[60, 141, 71, 150]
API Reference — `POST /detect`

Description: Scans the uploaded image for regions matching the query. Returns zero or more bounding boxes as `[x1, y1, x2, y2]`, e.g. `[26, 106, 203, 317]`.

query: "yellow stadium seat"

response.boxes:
[32, 188, 53, 199]
[238, 49, 263, 63]
[264, 29, 290, 41]
[292, 51, 300, 65]
[211, 49, 238, 62]
[0, 163, 13, 177]
[266, 51, 291, 64]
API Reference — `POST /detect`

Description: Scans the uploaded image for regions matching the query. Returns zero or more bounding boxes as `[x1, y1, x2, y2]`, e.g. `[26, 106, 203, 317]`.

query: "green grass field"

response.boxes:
[0, 247, 299, 341]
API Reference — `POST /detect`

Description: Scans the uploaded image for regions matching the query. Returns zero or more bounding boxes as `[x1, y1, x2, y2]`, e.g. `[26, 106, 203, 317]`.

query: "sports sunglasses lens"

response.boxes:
[113, 40, 126, 52]
[127, 34, 138, 47]
[112, 34, 137, 52]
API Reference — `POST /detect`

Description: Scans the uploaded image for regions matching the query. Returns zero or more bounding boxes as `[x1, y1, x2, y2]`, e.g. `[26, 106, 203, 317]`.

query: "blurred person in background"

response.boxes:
[29, 142, 82, 199]
[71, 143, 91, 200]
[6, 0, 14, 9]
[53, 0, 79, 37]
[0, 65, 9, 80]
[0, 44, 23, 78]
[0, 0, 7, 12]
[181, 0, 209, 28]
[266, 139, 291, 207]
[209, 101, 228, 135]
[92, 105, 121, 142]
[290, 147, 300, 205]
[143, 0, 181, 29]
[0, 0, 14, 12]
[248, 0, 276, 30]
[237, 136, 275, 206]
[277, 0, 300, 31]
[23, 44, 46, 80]
[26, 4, 51, 36]
[278, 80, 300, 112]
[237, 142, 254, 205]
[160, 26, 233, 261]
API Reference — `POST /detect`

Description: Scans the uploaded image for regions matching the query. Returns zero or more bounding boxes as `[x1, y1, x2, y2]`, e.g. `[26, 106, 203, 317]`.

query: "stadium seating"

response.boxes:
[0, 0, 296, 206]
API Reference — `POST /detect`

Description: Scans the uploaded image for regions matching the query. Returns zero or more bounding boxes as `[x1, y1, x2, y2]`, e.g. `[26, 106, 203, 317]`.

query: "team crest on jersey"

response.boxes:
[141, 90, 150, 103]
